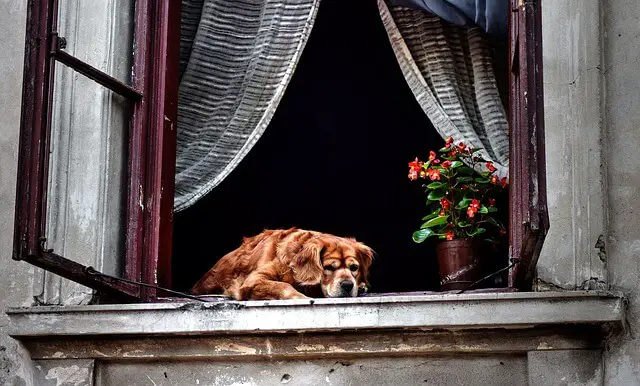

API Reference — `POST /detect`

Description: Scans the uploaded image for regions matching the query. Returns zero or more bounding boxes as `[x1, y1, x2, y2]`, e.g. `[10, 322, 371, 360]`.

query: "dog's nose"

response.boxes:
[340, 280, 355, 293]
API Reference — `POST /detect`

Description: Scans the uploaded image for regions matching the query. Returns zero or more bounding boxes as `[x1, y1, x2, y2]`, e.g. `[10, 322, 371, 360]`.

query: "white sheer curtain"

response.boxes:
[175, 0, 321, 211]
[378, 0, 509, 178]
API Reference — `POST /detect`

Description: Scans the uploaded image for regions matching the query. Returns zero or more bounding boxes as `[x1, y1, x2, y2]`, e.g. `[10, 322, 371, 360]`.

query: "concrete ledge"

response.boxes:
[7, 291, 624, 338]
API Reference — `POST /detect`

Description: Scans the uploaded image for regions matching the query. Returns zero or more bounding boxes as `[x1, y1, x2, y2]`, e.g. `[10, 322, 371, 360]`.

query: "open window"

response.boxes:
[13, 0, 548, 303]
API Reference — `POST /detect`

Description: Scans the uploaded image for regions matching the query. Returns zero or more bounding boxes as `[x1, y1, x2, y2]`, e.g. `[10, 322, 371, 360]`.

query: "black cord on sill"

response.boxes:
[456, 258, 519, 294]
[84, 266, 229, 302]
[84, 258, 520, 301]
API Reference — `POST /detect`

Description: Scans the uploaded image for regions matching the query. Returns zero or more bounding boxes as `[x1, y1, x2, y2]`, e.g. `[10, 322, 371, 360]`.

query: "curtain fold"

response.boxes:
[174, 0, 320, 211]
[390, 0, 507, 39]
[378, 0, 509, 178]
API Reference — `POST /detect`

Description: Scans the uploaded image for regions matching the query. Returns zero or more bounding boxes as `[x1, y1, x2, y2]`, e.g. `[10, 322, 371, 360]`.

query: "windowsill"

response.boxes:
[8, 291, 624, 338]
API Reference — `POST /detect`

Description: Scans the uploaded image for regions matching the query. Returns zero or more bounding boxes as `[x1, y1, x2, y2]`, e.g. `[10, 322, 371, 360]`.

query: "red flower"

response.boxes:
[440, 198, 450, 210]
[486, 162, 497, 172]
[445, 137, 454, 148]
[429, 151, 436, 161]
[488, 198, 496, 207]
[427, 168, 441, 181]
[499, 229, 507, 236]
[408, 170, 418, 181]
[445, 230, 455, 240]
[458, 142, 466, 151]
[501, 177, 508, 189]
[432, 159, 441, 164]
[448, 150, 458, 157]
[442, 160, 452, 169]
[461, 184, 468, 190]
[439, 209, 446, 217]
[408, 157, 423, 172]
[490, 175, 499, 185]
[466, 199, 480, 218]
[419, 170, 426, 179]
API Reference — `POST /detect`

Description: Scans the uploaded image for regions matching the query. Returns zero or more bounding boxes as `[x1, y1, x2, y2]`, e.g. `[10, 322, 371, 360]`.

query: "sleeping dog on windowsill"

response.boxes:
[191, 228, 373, 300]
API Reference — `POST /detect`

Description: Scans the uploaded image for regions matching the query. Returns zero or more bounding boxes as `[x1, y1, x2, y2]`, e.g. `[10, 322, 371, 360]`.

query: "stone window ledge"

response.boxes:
[8, 291, 623, 338]
[9, 291, 623, 385]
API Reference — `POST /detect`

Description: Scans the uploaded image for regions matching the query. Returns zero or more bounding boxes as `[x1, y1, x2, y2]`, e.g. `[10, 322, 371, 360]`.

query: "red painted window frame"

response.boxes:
[13, 0, 179, 302]
[13, 0, 548, 302]
[507, 0, 549, 289]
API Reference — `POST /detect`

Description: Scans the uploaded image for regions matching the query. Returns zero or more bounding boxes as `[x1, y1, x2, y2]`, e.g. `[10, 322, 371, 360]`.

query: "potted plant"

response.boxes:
[408, 137, 508, 291]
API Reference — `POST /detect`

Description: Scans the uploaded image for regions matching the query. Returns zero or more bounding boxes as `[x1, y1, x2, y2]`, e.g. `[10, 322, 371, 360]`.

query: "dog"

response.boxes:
[191, 228, 374, 300]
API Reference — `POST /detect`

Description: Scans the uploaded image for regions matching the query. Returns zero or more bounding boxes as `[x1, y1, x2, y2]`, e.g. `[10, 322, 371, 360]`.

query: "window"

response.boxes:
[13, 0, 548, 302]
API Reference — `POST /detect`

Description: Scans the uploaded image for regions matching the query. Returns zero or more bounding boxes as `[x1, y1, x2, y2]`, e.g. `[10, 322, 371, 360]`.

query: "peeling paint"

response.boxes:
[45, 365, 89, 386]
[295, 344, 325, 352]
[215, 343, 257, 355]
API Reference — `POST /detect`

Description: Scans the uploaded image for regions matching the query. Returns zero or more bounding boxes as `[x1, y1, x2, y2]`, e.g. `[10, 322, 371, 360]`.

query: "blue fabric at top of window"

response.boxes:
[390, 0, 507, 39]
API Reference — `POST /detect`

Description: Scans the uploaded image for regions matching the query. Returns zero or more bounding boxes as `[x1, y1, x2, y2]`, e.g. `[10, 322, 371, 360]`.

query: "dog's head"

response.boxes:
[290, 233, 374, 298]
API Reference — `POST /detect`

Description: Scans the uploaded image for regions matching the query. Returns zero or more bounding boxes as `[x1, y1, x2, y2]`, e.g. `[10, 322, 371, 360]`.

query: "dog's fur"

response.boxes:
[191, 228, 374, 300]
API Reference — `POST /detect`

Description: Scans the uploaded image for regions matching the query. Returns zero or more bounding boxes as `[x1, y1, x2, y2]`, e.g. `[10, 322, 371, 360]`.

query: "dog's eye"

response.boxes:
[324, 265, 336, 271]
[349, 264, 359, 272]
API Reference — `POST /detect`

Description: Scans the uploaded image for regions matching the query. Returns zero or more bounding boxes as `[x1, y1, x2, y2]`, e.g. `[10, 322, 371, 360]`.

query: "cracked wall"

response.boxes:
[0, 0, 639, 385]
[601, 0, 640, 383]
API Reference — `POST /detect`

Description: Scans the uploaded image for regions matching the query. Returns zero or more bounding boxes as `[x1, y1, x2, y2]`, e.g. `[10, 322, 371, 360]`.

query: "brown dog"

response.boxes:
[191, 228, 374, 300]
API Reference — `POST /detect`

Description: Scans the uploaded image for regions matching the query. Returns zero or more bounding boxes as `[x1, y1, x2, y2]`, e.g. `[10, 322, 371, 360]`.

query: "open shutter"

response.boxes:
[13, 0, 179, 302]
[508, 0, 549, 289]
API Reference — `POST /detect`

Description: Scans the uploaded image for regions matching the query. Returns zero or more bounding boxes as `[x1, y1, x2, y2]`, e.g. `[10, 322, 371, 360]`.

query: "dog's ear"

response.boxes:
[354, 242, 374, 289]
[290, 238, 324, 286]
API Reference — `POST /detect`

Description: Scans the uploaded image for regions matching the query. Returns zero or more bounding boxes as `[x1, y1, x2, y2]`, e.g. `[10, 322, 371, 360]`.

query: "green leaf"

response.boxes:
[426, 182, 446, 189]
[422, 216, 449, 228]
[455, 198, 473, 209]
[457, 167, 475, 175]
[475, 177, 491, 184]
[458, 221, 472, 228]
[421, 210, 440, 221]
[456, 176, 473, 183]
[479, 205, 489, 214]
[438, 146, 451, 152]
[450, 161, 463, 168]
[427, 189, 446, 201]
[486, 216, 502, 227]
[487, 206, 498, 213]
[468, 228, 487, 237]
[412, 228, 434, 243]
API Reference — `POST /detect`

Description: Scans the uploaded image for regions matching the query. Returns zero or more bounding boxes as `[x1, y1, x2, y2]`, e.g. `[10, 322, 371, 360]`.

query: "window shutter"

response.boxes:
[14, 0, 179, 302]
[508, 0, 550, 289]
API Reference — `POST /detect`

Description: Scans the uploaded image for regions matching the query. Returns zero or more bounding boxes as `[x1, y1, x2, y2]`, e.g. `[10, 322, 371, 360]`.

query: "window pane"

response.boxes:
[38, 62, 130, 304]
[57, 0, 135, 83]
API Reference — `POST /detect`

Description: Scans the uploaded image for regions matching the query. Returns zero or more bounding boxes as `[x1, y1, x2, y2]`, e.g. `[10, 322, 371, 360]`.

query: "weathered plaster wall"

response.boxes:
[601, 0, 640, 383]
[538, 0, 608, 290]
[0, 0, 638, 385]
[0, 2, 36, 385]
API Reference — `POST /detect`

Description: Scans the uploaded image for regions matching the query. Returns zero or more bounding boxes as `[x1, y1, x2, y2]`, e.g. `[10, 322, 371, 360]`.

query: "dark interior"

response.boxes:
[172, 0, 509, 293]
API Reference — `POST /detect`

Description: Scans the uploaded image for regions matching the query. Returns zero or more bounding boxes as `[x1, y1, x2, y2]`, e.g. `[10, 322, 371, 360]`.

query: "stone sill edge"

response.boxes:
[7, 289, 623, 313]
[7, 291, 625, 338]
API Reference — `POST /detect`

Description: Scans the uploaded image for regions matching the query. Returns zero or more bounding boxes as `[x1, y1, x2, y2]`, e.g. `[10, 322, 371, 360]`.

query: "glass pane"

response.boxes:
[39, 60, 130, 303]
[57, 0, 135, 83]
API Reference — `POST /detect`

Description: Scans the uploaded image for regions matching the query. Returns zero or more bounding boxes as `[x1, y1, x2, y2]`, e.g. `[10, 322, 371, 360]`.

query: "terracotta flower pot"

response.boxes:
[435, 239, 487, 291]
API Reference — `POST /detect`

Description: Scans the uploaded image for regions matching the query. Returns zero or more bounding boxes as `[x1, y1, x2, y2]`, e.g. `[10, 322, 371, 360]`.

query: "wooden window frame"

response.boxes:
[13, 0, 179, 302]
[13, 0, 548, 302]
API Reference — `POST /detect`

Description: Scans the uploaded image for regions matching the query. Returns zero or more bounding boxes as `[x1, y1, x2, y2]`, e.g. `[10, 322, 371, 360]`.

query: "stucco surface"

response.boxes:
[0, 0, 639, 385]
[602, 0, 640, 384]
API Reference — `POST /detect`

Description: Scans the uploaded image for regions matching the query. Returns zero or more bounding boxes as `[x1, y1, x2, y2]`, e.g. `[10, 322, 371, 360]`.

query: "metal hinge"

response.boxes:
[49, 32, 67, 54]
